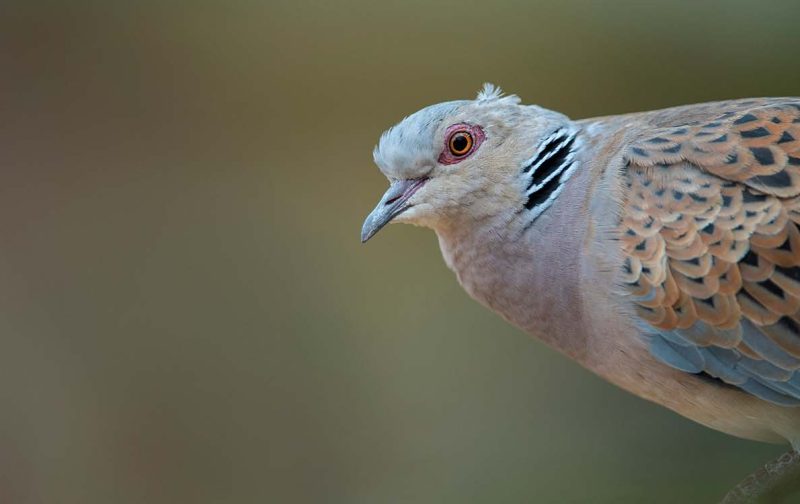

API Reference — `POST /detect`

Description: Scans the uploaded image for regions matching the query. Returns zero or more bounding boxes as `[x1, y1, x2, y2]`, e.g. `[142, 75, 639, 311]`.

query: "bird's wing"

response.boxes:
[620, 98, 800, 406]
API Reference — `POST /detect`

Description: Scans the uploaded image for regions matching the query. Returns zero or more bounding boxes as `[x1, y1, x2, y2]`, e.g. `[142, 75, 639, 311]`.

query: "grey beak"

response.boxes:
[361, 178, 427, 243]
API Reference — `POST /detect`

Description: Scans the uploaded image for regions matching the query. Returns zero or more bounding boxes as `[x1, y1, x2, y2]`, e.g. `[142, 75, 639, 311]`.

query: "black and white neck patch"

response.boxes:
[520, 127, 579, 223]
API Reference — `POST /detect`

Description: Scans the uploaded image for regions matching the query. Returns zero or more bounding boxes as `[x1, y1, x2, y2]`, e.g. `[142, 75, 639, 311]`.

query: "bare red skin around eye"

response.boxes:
[438, 123, 485, 165]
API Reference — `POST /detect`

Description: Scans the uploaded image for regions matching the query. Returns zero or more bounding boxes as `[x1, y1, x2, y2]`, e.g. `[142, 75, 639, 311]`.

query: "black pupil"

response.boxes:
[452, 134, 469, 153]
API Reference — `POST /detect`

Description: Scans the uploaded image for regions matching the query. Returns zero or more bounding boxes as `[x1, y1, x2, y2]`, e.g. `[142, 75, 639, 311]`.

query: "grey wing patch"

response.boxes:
[648, 320, 800, 406]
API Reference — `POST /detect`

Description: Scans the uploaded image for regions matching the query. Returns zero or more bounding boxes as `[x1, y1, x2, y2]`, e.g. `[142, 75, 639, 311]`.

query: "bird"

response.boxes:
[361, 84, 800, 503]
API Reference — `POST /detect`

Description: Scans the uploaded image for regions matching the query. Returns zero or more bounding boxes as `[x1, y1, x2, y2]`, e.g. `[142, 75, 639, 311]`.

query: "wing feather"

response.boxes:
[620, 99, 800, 406]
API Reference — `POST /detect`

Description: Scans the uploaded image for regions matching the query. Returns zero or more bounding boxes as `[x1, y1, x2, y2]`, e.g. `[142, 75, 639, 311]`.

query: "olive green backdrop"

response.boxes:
[0, 1, 798, 503]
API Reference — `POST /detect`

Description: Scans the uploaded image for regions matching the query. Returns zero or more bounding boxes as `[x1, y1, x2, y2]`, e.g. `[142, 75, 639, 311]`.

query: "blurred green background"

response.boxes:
[0, 1, 798, 502]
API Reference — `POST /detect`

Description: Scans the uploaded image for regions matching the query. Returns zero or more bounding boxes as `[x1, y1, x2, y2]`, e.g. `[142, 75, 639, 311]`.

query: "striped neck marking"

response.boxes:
[521, 128, 579, 220]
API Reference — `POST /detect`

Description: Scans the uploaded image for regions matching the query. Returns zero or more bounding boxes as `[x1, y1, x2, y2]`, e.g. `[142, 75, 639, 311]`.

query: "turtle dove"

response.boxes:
[361, 84, 800, 502]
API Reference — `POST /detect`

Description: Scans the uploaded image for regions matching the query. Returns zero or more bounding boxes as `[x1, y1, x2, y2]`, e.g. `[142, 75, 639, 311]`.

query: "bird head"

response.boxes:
[361, 84, 574, 242]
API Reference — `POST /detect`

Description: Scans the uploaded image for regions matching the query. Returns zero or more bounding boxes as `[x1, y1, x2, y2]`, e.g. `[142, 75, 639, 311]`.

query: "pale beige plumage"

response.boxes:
[362, 85, 800, 500]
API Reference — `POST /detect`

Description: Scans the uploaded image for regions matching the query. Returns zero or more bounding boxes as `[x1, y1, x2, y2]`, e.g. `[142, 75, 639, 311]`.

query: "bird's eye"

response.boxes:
[439, 124, 484, 165]
[448, 131, 473, 156]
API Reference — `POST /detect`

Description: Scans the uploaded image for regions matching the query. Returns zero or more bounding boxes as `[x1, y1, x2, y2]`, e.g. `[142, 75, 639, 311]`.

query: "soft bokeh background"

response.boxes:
[1, 1, 798, 502]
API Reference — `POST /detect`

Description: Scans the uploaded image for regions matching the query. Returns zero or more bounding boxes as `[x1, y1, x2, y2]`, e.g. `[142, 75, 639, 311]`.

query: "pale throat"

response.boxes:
[432, 194, 591, 361]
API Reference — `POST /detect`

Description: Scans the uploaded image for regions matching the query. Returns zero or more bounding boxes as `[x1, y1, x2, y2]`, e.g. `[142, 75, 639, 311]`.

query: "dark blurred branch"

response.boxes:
[721, 449, 800, 503]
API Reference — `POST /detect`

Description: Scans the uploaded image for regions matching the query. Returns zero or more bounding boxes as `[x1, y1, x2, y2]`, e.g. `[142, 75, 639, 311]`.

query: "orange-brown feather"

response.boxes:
[621, 100, 800, 374]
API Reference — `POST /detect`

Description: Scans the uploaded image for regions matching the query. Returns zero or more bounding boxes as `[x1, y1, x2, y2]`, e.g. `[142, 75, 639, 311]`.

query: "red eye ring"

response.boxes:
[439, 123, 485, 165]
[448, 130, 473, 156]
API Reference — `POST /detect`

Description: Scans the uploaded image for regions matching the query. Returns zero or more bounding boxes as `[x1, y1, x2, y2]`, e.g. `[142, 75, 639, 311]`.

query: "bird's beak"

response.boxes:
[361, 178, 428, 243]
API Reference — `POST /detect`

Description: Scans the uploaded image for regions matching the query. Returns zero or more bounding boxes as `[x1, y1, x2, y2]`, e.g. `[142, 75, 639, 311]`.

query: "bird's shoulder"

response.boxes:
[621, 97, 800, 196]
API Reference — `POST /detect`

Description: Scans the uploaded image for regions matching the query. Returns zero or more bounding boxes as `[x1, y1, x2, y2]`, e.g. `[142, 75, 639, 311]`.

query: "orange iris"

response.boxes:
[448, 131, 473, 156]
